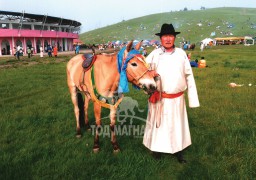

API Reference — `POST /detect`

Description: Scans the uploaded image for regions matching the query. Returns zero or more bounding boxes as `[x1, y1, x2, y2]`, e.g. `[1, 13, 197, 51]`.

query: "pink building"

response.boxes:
[0, 10, 81, 56]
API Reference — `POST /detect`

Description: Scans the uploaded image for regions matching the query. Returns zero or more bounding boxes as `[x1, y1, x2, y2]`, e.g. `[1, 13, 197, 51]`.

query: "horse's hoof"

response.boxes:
[85, 124, 91, 131]
[93, 148, 100, 153]
[76, 134, 82, 138]
[113, 149, 120, 154]
[112, 142, 120, 153]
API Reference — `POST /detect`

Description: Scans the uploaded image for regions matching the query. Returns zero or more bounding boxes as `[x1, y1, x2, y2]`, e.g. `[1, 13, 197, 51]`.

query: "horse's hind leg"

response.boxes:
[69, 85, 82, 138]
[93, 102, 102, 153]
[110, 108, 120, 153]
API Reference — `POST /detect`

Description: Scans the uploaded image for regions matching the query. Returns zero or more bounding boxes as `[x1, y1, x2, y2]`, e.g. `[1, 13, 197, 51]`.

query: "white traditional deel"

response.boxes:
[143, 47, 200, 154]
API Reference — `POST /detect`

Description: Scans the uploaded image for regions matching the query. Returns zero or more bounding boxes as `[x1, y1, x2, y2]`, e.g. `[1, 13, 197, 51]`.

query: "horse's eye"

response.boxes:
[131, 63, 137, 66]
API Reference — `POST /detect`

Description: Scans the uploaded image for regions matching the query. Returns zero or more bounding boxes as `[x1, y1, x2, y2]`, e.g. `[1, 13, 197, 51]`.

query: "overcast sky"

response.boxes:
[1, 0, 255, 33]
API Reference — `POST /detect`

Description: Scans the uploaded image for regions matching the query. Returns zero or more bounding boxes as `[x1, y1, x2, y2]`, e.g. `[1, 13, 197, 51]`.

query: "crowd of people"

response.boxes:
[13, 45, 23, 60]
[11, 44, 60, 60]
[9, 39, 208, 73]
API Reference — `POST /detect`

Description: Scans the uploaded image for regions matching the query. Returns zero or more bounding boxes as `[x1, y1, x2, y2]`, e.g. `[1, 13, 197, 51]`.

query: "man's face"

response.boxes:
[160, 34, 176, 50]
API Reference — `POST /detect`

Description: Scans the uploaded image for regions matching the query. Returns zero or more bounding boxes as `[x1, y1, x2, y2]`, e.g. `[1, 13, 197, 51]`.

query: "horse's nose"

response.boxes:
[142, 84, 156, 91]
[149, 84, 156, 91]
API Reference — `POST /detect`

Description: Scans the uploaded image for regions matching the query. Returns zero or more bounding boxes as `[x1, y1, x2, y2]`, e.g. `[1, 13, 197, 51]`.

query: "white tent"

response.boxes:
[201, 38, 214, 45]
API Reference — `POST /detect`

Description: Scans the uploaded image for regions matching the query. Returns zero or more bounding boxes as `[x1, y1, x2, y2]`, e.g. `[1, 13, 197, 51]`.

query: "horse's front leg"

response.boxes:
[93, 102, 101, 153]
[110, 107, 120, 153]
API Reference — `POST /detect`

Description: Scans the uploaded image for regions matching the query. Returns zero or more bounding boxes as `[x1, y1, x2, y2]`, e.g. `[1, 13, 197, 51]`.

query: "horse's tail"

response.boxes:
[77, 91, 85, 127]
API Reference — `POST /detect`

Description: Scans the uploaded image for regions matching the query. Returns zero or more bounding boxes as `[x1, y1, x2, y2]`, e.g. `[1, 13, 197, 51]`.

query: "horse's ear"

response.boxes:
[92, 47, 95, 55]
[126, 40, 133, 52]
[135, 40, 143, 51]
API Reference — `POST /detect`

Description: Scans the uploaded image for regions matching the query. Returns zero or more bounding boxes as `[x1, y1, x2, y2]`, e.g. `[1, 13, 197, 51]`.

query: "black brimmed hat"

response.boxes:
[155, 23, 180, 36]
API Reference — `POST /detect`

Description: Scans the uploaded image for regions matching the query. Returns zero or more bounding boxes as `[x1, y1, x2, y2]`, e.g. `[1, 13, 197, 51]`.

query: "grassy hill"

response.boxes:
[79, 7, 256, 45]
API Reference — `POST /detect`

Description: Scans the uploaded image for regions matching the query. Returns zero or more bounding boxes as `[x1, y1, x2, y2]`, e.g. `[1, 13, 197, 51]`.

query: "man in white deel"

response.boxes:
[143, 23, 200, 163]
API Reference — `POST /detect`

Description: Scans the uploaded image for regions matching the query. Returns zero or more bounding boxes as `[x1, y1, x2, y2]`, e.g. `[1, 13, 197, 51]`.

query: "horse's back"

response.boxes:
[94, 53, 117, 65]
[67, 54, 84, 72]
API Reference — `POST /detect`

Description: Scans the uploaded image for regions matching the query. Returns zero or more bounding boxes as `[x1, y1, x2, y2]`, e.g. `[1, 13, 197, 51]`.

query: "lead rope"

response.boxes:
[155, 75, 163, 128]
[149, 55, 163, 128]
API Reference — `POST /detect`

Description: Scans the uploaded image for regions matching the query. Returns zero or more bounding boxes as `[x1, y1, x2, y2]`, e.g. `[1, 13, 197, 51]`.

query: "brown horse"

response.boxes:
[67, 40, 157, 152]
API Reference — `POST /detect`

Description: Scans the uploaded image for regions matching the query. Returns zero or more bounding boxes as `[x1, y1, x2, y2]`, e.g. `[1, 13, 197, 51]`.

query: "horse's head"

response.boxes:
[118, 40, 157, 95]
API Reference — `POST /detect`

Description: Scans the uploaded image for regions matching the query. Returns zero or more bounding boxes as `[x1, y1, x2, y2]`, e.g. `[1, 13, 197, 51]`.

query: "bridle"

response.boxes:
[125, 54, 149, 84]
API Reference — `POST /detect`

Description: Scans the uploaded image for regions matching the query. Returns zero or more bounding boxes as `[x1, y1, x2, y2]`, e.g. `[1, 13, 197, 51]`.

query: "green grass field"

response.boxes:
[0, 45, 255, 179]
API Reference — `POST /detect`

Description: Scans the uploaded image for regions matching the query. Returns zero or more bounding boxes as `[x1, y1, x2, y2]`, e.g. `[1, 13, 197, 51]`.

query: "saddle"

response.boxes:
[82, 53, 97, 71]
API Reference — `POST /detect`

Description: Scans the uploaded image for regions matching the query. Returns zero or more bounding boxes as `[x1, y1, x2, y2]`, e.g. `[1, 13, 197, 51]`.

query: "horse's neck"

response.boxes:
[93, 54, 120, 97]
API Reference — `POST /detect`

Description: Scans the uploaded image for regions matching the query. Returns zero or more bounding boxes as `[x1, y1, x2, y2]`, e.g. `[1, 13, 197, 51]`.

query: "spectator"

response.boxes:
[53, 45, 58, 57]
[198, 57, 207, 68]
[47, 45, 52, 57]
[27, 48, 31, 58]
[75, 44, 80, 54]
[40, 46, 44, 58]
[190, 59, 198, 67]
[16, 45, 21, 60]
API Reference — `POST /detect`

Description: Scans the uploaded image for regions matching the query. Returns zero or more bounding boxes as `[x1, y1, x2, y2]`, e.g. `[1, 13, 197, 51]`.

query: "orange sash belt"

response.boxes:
[149, 91, 184, 103]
